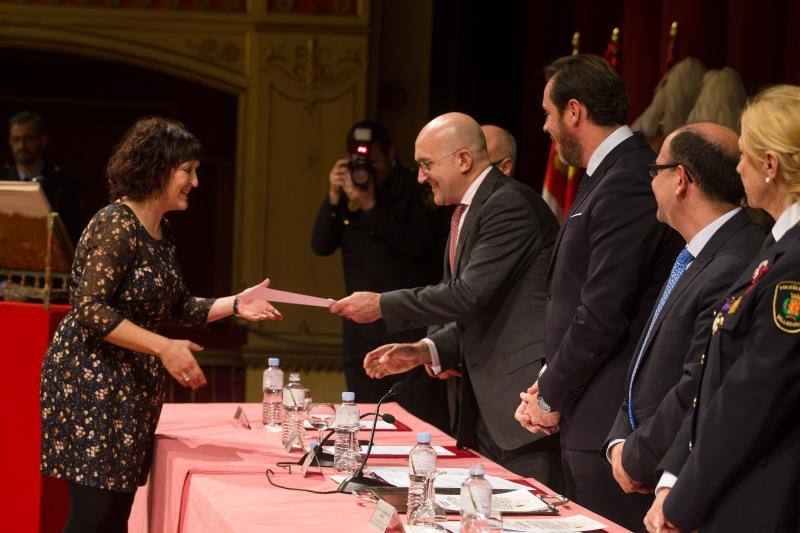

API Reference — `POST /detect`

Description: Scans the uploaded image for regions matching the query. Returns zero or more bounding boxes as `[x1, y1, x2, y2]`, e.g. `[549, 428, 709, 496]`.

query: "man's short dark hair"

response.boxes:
[107, 116, 202, 201]
[9, 110, 46, 134]
[347, 120, 392, 155]
[544, 54, 629, 126]
[669, 129, 745, 205]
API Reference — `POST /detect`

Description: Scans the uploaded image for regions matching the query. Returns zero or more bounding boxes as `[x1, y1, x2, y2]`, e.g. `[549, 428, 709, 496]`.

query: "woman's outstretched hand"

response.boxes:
[237, 278, 284, 321]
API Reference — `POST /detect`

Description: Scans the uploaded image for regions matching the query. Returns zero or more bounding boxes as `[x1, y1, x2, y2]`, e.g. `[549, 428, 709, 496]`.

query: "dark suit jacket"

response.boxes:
[0, 161, 84, 244]
[661, 222, 800, 532]
[380, 167, 560, 450]
[538, 132, 683, 451]
[603, 210, 764, 485]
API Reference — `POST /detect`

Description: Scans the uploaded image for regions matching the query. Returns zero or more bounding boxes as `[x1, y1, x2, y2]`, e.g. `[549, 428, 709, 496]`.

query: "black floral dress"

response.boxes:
[40, 202, 213, 492]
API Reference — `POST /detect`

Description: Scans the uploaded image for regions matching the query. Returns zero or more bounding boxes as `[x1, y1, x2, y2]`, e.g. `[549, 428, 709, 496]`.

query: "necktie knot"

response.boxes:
[675, 248, 695, 270]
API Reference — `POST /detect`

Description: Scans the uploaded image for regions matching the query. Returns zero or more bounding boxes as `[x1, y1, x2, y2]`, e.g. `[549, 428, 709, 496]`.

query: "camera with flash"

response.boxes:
[348, 127, 376, 190]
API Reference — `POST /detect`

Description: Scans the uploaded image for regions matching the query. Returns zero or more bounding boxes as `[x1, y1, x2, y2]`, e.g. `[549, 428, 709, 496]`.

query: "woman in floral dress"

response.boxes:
[40, 117, 282, 532]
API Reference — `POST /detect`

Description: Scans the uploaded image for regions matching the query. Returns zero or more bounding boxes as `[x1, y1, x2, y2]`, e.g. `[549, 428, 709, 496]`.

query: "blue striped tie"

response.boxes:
[628, 247, 695, 429]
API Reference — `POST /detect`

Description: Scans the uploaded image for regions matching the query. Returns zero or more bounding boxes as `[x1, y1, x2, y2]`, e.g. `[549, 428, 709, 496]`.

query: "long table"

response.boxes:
[128, 403, 629, 532]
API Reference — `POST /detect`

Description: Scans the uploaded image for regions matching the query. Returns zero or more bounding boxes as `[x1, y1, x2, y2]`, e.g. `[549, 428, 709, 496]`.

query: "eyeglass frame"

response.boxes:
[647, 162, 694, 182]
[416, 148, 464, 176]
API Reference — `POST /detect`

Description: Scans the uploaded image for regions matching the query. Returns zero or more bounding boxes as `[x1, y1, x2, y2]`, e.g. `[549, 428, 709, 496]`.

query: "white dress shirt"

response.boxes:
[586, 125, 634, 177]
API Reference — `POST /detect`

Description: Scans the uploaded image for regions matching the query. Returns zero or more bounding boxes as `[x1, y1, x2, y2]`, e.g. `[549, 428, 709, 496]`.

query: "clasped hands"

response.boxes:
[514, 381, 561, 436]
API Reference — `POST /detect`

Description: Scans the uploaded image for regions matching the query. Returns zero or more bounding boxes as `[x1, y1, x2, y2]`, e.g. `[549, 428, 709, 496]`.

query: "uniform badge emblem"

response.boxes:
[773, 281, 800, 333]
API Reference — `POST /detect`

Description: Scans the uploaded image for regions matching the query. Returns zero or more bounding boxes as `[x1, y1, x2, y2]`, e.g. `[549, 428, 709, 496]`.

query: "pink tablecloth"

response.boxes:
[129, 403, 629, 532]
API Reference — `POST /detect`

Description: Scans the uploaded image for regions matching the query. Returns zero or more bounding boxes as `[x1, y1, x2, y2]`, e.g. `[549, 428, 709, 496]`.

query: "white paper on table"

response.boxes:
[357, 419, 398, 430]
[321, 445, 455, 457]
[302, 419, 398, 430]
[440, 515, 606, 532]
[435, 489, 549, 513]
[243, 286, 334, 308]
[498, 515, 607, 531]
[367, 467, 530, 491]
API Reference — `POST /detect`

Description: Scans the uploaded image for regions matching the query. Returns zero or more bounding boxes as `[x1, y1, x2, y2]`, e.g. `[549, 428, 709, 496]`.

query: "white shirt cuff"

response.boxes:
[606, 439, 626, 464]
[656, 471, 678, 492]
[421, 338, 441, 375]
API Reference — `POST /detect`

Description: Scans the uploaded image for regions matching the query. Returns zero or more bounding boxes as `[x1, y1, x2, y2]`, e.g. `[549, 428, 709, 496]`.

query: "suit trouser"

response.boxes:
[562, 447, 652, 532]
[476, 416, 565, 495]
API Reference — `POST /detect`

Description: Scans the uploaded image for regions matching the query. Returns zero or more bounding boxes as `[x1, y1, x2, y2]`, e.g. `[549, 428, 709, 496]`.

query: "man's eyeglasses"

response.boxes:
[416, 148, 463, 175]
[647, 162, 694, 182]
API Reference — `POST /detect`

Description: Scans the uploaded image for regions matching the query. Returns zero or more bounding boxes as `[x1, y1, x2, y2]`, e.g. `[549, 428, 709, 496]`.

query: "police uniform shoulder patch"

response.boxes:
[773, 281, 800, 333]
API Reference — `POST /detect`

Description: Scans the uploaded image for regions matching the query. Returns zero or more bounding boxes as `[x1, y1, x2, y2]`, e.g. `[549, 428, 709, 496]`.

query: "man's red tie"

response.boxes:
[449, 203, 468, 274]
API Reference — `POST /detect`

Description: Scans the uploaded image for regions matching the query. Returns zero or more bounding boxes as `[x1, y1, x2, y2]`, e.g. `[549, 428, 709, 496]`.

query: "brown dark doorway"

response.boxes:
[0, 48, 237, 297]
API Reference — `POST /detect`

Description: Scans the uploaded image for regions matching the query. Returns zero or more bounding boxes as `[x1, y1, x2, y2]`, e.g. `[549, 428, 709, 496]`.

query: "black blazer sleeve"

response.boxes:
[620, 307, 711, 484]
[310, 198, 343, 256]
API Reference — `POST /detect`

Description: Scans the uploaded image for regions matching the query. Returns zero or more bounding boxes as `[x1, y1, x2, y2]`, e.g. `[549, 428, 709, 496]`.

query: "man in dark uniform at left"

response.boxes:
[311, 120, 450, 432]
[1, 111, 84, 244]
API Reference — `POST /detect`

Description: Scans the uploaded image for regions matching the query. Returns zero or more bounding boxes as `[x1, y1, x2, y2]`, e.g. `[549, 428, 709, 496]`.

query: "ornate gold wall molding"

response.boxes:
[0, 2, 372, 400]
[234, 32, 368, 375]
[0, 22, 248, 91]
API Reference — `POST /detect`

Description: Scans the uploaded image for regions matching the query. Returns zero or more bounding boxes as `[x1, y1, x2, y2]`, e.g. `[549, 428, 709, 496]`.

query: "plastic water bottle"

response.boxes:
[407, 432, 438, 525]
[333, 392, 361, 474]
[262, 357, 284, 432]
[460, 463, 493, 531]
[281, 373, 305, 451]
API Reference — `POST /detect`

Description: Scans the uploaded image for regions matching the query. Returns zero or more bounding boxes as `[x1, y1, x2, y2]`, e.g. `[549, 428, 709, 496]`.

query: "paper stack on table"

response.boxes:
[437, 514, 607, 532]
[435, 489, 550, 513]
[323, 445, 456, 457]
[366, 467, 531, 491]
[303, 419, 398, 430]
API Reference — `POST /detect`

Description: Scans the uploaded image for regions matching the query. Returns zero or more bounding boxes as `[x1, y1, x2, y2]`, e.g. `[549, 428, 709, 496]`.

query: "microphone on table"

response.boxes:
[299, 412, 397, 468]
[337, 380, 407, 494]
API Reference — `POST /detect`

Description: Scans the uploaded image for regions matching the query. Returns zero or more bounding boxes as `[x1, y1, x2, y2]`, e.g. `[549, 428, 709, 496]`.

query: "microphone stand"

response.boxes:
[337, 383, 403, 493]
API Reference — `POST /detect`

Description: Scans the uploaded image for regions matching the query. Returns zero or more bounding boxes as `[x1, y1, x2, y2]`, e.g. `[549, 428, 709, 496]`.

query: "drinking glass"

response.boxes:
[306, 402, 336, 445]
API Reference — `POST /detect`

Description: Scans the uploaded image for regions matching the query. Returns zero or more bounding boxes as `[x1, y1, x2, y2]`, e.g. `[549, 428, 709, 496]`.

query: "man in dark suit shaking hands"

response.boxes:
[330, 112, 562, 488]
[515, 54, 682, 529]
[602, 122, 764, 524]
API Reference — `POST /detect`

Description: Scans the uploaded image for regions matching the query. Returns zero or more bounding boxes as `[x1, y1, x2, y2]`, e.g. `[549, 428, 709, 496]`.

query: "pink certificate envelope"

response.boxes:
[244, 287, 334, 308]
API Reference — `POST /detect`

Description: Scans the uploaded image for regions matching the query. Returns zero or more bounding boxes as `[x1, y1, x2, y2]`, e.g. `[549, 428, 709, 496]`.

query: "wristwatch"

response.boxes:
[537, 393, 552, 413]
[232, 295, 240, 317]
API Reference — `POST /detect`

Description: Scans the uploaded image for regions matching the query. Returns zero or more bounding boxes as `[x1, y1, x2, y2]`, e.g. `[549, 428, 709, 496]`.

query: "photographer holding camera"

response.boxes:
[311, 120, 449, 431]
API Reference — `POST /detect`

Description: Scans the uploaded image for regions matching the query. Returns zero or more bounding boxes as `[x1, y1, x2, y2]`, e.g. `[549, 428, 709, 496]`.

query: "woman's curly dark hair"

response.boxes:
[107, 117, 202, 201]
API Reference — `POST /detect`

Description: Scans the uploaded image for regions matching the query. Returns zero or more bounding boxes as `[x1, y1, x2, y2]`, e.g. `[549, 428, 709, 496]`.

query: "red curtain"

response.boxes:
[519, 0, 800, 191]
